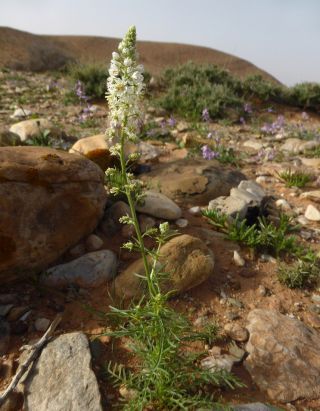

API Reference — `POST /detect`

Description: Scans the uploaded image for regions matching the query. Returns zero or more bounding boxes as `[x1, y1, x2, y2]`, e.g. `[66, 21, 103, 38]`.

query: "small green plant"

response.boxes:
[203, 210, 300, 257]
[278, 169, 312, 188]
[103, 27, 241, 410]
[305, 146, 320, 158]
[25, 128, 52, 147]
[278, 260, 319, 288]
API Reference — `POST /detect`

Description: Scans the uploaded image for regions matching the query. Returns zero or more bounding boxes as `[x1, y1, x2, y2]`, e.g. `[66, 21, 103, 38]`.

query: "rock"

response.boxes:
[42, 250, 118, 289]
[69, 134, 115, 171]
[10, 108, 32, 119]
[208, 196, 248, 219]
[233, 250, 245, 267]
[34, 318, 50, 332]
[228, 341, 246, 361]
[99, 201, 131, 235]
[21, 332, 103, 411]
[243, 140, 264, 151]
[138, 215, 156, 233]
[0, 129, 21, 146]
[0, 318, 10, 355]
[305, 204, 320, 221]
[300, 190, 320, 202]
[7, 306, 30, 321]
[140, 159, 245, 205]
[231, 180, 265, 205]
[175, 218, 188, 228]
[85, 234, 104, 252]
[245, 309, 320, 402]
[188, 206, 201, 215]
[68, 243, 86, 259]
[275, 198, 291, 211]
[9, 118, 57, 142]
[300, 157, 320, 169]
[0, 147, 106, 283]
[137, 141, 161, 162]
[224, 323, 249, 342]
[232, 403, 276, 411]
[280, 138, 320, 154]
[201, 354, 236, 373]
[136, 191, 182, 220]
[114, 235, 214, 299]
[0, 304, 13, 317]
[311, 294, 320, 304]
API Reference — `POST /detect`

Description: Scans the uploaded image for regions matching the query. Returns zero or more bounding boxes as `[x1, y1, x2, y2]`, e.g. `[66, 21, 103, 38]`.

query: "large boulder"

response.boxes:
[114, 234, 214, 299]
[9, 118, 59, 142]
[0, 146, 107, 283]
[140, 159, 245, 205]
[20, 332, 103, 411]
[245, 309, 320, 402]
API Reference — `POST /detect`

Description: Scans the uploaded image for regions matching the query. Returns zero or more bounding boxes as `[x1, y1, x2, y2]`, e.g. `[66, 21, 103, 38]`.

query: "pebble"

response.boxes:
[0, 304, 13, 317]
[311, 294, 320, 304]
[296, 215, 310, 226]
[201, 354, 236, 373]
[260, 254, 277, 263]
[85, 234, 104, 252]
[35, 317, 51, 332]
[257, 284, 267, 297]
[233, 250, 245, 267]
[175, 218, 188, 228]
[305, 204, 320, 221]
[275, 198, 291, 211]
[188, 206, 201, 215]
[224, 323, 249, 342]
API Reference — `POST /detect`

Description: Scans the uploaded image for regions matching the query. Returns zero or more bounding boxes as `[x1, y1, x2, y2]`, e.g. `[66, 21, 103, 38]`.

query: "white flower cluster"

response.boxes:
[106, 26, 144, 142]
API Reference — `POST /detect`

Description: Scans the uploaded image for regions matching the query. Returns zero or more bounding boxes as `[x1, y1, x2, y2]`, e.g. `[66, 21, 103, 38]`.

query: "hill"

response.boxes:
[0, 27, 279, 82]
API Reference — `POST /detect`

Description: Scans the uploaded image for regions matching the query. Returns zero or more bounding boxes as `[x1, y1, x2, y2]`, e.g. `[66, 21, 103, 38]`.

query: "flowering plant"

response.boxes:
[104, 26, 240, 410]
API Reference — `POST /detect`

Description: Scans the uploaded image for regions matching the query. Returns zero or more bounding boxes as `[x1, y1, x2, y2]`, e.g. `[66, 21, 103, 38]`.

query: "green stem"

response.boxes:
[119, 129, 156, 297]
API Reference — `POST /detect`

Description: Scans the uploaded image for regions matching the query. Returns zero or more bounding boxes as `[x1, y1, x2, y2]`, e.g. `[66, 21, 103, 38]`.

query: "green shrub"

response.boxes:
[68, 62, 107, 99]
[158, 63, 243, 120]
[278, 260, 319, 288]
[288, 82, 320, 110]
[241, 74, 285, 102]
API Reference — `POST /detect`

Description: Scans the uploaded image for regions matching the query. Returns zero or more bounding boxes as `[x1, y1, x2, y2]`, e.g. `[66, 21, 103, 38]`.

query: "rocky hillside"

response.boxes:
[0, 27, 279, 82]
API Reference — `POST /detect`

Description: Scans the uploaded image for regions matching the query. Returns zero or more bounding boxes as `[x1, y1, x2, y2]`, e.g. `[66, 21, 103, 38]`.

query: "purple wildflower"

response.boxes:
[202, 108, 211, 122]
[239, 116, 246, 125]
[167, 116, 176, 127]
[201, 145, 219, 160]
[267, 107, 274, 113]
[160, 119, 167, 129]
[261, 115, 285, 135]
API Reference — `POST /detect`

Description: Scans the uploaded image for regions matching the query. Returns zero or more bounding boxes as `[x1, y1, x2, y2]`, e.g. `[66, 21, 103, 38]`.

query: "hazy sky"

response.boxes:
[1, 0, 319, 85]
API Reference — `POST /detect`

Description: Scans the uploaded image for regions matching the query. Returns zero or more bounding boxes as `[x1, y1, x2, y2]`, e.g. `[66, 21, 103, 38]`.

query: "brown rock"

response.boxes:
[140, 159, 245, 205]
[224, 322, 249, 342]
[114, 234, 214, 299]
[0, 146, 106, 283]
[245, 309, 320, 402]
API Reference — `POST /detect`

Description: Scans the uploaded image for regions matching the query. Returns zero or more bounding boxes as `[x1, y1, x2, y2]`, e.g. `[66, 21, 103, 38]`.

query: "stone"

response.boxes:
[0, 129, 21, 146]
[0, 318, 10, 355]
[300, 190, 320, 202]
[42, 250, 117, 289]
[0, 304, 13, 317]
[85, 234, 104, 252]
[208, 196, 248, 219]
[10, 108, 32, 119]
[201, 354, 236, 373]
[280, 138, 320, 154]
[138, 215, 156, 233]
[275, 198, 291, 211]
[188, 206, 201, 215]
[231, 180, 265, 205]
[140, 159, 245, 205]
[224, 323, 249, 342]
[114, 235, 214, 299]
[7, 306, 30, 321]
[245, 309, 320, 402]
[99, 201, 131, 235]
[305, 204, 320, 221]
[300, 157, 320, 169]
[0, 147, 106, 283]
[135, 191, 182, 220]
[9, 118, 57, 142]
[69, 134, 115, 171]
[311, 294, 320, 304]
[232, 403, 276, 411]
[175, 218, 188, 228]
[233, 250, 245, 267]
[243, 140, 264, 151]
[34, 318, 51, 332]
[21, 332, 103, 411]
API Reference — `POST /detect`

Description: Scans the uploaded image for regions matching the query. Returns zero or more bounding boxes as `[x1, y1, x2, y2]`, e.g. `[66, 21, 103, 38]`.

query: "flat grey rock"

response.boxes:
[21, 332, 103, 411]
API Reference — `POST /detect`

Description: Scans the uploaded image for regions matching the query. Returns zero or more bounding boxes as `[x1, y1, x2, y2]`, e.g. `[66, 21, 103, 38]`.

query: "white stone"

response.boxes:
[175, 218, 188, 228]
[10, 108, 32, 119]
[305, 204, 320, 222]
[9, 118, 53, 142]
[275, 199, 291, 211]
[136, 191, 182, 220]
[233, 250, 245, 267]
